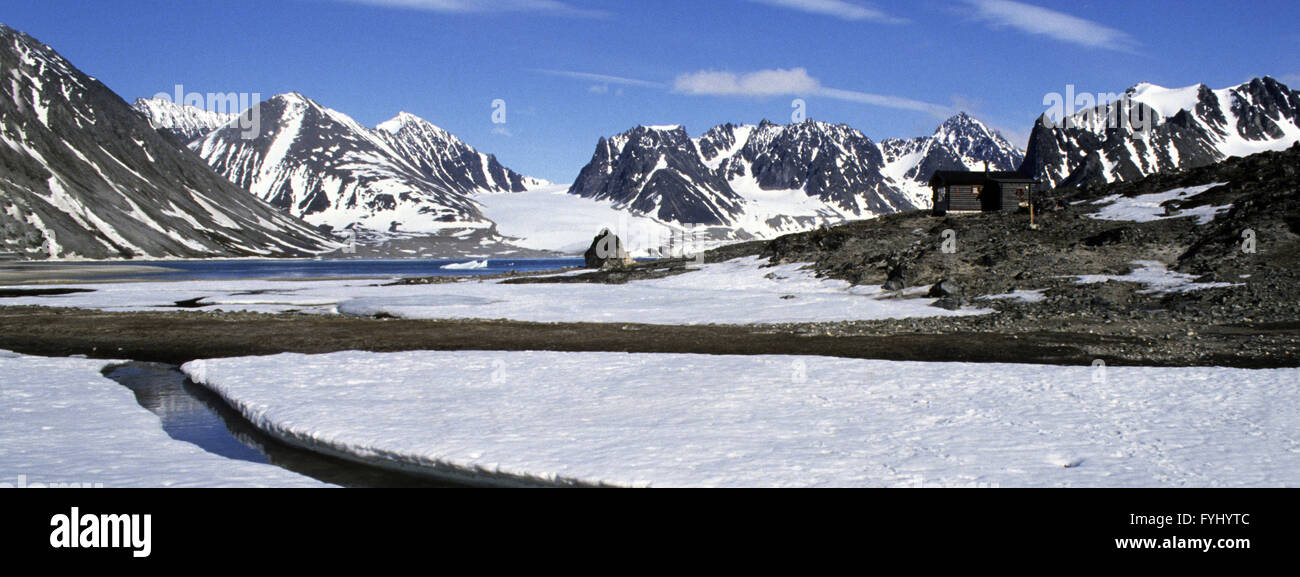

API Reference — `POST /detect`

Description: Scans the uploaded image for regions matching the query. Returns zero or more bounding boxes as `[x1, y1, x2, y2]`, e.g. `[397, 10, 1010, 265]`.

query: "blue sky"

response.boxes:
[6, 0, 1298, 182]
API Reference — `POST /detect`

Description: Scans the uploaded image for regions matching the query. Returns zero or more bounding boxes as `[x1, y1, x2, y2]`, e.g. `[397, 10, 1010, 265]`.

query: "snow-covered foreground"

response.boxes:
[0, 352, 329, 487]
[0, 257, 989, 324]
[184, 351, 1300, 488]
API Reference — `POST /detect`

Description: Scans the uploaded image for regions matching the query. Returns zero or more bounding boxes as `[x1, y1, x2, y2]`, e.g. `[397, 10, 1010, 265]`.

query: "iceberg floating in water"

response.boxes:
[441, 260, 489, 271]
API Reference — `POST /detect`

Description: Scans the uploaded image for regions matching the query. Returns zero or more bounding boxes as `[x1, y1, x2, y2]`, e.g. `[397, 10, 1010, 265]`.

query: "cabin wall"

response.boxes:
[999, 184, 1030, 212]
[947, 185, 983, 212]
[930, 176, 1037, 215]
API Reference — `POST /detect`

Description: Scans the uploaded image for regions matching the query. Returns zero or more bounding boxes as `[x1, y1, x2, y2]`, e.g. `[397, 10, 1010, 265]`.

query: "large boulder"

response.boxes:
[882, 257, 908, 291]
[584, 229, 635, 269]
[927, 279, 963, 299]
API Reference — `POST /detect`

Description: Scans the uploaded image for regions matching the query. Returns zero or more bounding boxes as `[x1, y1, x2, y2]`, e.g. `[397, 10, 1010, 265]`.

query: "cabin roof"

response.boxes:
[929, 171, 1037, 186]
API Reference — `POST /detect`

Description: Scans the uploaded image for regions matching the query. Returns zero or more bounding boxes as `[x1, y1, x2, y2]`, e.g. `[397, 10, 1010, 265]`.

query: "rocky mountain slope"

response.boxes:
[1022, 77, 1300, 188]
[0, 25, 332, 259]
[569, 125, 745, 227]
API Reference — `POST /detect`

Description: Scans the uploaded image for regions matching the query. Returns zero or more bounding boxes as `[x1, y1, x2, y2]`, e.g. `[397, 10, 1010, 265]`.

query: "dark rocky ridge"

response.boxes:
[757, 144, 1299, 344]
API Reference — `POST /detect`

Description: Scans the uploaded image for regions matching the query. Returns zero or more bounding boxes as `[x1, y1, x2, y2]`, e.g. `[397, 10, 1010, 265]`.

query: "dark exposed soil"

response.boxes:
[0, 288, 95, 298]
[0, 304, 1293, 369]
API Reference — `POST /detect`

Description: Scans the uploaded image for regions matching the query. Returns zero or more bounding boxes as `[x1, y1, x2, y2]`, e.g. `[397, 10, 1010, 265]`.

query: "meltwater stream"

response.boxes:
[103, 362, 461, 487]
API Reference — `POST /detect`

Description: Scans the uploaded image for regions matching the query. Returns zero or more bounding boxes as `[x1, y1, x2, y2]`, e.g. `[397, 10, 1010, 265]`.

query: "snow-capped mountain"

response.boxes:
[133, 96, 237, 143]
[568, 115, 1021, 239]
[879, 112, 1025, 207]
[569, 125, 745, 226]
[718, 120, 911, 215]
[1022, 77, 1300, 188]
[190, 93, 543, 235]
[0, 25, 331, 259]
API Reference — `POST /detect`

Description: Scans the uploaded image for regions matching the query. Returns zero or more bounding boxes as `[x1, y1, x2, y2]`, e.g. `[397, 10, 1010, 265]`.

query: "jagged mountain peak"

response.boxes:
[268, 91, 313, 105]
[262, 92, 361, 127]
[618, 124, 691, 142]
[132, 96, 238, 142]
[935, 111, 987, 134]
[375, 111, 452, 138]
[639, 124, 685, 132]
[933, 112, 1009, 145]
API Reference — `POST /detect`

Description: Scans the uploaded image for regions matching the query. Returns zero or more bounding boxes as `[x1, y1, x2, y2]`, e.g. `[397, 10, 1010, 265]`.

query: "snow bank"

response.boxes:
[1089, 182, 1231, 224]
[0, 352, 329, 487]
[1074, 261, 1239, 294]
[184, 350, 1299, 488]
[980, 289, 1048, 303]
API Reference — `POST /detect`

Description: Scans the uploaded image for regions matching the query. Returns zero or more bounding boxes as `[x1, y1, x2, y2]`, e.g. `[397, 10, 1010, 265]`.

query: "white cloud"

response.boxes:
[674, 68, 822, 97]
[743, 0, 903, 23]
[959, 0, 1138, 52]
[1280, 74, 1300, 88]
[536, 69, 665, 88]
[335, 0, 605, 17]
[673, 68, 951, 116]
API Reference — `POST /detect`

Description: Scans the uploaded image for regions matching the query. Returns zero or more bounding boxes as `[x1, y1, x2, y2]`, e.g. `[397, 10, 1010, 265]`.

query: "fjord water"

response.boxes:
[70, 258, 585, 282]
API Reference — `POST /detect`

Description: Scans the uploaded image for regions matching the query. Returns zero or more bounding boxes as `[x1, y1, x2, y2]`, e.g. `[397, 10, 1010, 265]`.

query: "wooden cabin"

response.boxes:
[930, 170, 1038, 216]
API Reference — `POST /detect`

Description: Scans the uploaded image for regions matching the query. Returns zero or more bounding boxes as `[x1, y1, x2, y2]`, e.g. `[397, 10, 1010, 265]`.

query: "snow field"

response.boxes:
[184, 350, 1300, 488]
